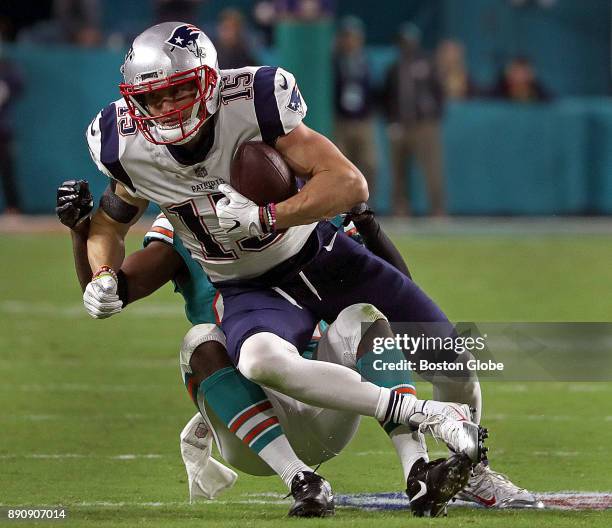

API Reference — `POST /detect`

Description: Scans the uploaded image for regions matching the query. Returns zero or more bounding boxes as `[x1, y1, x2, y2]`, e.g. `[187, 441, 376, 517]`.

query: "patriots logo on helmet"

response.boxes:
[166, 24, 204, 58]
[287, 85, 304, 116]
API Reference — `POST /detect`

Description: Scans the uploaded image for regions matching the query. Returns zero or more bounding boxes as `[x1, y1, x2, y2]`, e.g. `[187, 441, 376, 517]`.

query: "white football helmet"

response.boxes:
[120, 22, 221, 145]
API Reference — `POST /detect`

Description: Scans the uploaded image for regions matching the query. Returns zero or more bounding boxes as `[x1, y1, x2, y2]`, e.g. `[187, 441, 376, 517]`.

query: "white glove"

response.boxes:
[83, 267, 123, 319]
[216, 184, 275, 240]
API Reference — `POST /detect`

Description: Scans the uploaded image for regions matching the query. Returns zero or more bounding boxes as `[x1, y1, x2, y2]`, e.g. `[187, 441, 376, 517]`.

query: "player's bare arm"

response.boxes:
[217, 124, 369, 238]
[82, 183, 148, 319]
[79, 230, 184, 303]
[70, 222, 93, 291]
[120, 242, 185, 303]
[58, 180, 185, 303]
[87, 182, 149, 273]
[273, 123, 369, 229]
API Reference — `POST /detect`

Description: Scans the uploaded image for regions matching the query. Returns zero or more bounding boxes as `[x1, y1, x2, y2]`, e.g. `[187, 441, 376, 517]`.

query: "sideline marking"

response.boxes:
[334, 491, 612, 511]
[3, 492, 606, 511]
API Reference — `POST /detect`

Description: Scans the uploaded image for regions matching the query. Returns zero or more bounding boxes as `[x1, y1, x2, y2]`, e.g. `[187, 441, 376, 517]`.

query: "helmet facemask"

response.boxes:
[120, 65, 218, 145]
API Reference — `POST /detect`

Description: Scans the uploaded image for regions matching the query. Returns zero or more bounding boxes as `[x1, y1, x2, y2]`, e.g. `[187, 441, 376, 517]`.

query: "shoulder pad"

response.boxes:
[85, 99, 138, 195]
[251, 66, 307, 145]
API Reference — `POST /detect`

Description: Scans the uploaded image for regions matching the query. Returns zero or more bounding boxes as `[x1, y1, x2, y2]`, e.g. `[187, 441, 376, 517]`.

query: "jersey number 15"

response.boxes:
[168, 195, 283, 261]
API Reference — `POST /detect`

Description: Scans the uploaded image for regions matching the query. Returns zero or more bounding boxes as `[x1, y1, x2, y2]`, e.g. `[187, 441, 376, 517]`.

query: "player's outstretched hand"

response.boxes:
[83, 267, 122, 319]
[56, 180, 94, 229]
[217, 184, 275, 240]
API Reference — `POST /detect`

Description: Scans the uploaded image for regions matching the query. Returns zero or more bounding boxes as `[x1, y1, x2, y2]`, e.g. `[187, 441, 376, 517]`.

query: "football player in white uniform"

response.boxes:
[59, 181, 478, 517]
[60, 179, 541, 514]
[81, 22, 500, 515]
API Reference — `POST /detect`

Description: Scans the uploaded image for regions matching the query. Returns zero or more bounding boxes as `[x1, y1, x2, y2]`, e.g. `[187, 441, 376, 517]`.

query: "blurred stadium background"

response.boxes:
[0, 0, 611, 216]
[1, 1, 612, 526]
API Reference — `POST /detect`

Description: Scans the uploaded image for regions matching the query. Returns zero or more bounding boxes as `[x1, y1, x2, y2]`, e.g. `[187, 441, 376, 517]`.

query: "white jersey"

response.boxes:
[87, 66, 317, 283]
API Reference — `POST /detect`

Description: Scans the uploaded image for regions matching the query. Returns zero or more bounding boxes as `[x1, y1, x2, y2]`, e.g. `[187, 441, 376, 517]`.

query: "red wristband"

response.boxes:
[93, 265, 117, 282]
[259, 203, 277, 234]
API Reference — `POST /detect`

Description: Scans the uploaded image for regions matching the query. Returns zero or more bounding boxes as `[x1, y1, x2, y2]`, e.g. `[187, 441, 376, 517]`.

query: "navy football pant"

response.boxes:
[219, 222, 455, 365]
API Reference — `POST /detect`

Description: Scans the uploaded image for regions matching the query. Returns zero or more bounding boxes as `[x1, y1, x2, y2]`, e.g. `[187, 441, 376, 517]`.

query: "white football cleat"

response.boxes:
[455, 463, 544, 509]
[409, 402, 486, 464]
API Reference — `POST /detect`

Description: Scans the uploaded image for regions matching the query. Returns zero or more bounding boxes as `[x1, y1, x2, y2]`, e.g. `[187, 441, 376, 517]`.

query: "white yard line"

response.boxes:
[0, 300, 184, 318]
[2, 413, 167, 421]
[5, 215, 612, 236]
[0, 383, 166, 392]
[568, 385, 611, 393]
[0, 454, 164, 460]
[0, 358, 177, 369]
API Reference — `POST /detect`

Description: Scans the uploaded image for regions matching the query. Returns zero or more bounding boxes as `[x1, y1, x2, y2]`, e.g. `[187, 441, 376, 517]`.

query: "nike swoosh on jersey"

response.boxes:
[227, 220, 241, 232]
[323, 232, 337, 252]
[412, 480, 428, 502]
[279, 73, 289, 90]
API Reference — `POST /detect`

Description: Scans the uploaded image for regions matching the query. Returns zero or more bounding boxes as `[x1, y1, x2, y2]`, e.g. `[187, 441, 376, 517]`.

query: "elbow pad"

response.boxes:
[99, 185, 139, 223]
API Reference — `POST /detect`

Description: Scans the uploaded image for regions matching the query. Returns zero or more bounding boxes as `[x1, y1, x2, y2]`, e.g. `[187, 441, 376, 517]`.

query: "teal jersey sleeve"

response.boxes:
[329, 215, 345, 230]
[143, 217, 219, 326]
[329, 215, 363, 244]
[143, 217, 331, 349]
[171, 235, 220, 326]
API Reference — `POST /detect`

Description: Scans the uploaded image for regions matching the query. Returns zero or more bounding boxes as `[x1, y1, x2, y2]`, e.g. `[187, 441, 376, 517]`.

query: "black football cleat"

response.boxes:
[288, 471, 335, 517]
[406, 454, 472, 517]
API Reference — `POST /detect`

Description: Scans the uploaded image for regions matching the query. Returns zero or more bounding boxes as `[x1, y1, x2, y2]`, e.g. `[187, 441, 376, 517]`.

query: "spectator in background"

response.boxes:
[253, 1, 277, 46]
[214, 8, 257, 69]
[0, 42, 24, 215]
[55, 0, 102, 47]
[488, 56, 552, 102]
[436, 39, 479, 100]
[18, 0, 102, 47]
[275, 0, 335, 21]
[333, 16, 377, 196]
[154, 0, 203, 24]
[383, 23, 446, 217]
[0, 4, 53, 42]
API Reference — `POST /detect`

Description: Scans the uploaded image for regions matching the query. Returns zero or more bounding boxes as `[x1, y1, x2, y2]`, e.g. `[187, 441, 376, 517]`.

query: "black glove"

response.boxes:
[344, 202, 412, 279]
[56, 180, 94, 229]
[344, 202, 375, 229]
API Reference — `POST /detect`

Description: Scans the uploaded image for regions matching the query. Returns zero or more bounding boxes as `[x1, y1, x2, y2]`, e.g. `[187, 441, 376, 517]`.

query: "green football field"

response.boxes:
[1, 227, 611, 527]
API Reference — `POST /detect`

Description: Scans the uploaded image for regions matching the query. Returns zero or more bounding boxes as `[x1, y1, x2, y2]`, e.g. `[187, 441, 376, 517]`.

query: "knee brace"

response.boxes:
[179, 324, 227, 378]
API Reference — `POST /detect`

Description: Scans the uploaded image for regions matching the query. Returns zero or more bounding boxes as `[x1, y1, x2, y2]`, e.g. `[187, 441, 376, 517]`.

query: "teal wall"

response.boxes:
[3, 45, 612, 215]
[95, 0, 610, 95]
[275, 20, 334, 137]
[373, 99, 612, 216]
[441, 0, 611, 96]
[4, 46, 123, 213]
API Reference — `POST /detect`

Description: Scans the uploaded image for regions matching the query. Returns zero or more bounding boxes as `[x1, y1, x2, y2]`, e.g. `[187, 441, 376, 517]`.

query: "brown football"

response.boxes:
[230, 141, 297, 206]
